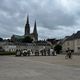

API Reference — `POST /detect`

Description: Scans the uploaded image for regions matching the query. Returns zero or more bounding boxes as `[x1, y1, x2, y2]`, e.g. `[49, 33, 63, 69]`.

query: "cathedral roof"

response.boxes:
[12, 35, 24, 39]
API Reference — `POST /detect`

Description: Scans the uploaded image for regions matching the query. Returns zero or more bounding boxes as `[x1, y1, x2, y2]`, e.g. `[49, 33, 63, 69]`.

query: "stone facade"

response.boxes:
[2, 42, 51, 52]
[62, 31, 80, 53]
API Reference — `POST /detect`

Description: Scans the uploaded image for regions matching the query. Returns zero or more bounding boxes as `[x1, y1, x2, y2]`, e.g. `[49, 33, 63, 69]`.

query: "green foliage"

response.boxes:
[54, 44, 62, 54]
[0, 52, 16, 55]
[0, 38, 3, 41]
[22, 36, 33, 43]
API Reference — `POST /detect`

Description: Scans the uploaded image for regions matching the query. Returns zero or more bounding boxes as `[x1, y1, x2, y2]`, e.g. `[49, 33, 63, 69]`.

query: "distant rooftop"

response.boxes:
[66, 31, 80, 41]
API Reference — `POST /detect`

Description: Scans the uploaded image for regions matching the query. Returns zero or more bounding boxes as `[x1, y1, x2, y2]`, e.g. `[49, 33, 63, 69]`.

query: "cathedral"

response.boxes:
[25, 16, 38, 41]
[11, 16, 38, 42]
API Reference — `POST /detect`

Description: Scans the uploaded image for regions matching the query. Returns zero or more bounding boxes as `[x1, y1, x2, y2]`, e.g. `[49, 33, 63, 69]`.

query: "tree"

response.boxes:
[54, 44, 62, 54]
[0, 38, 3, 41]
[22, 36, 33, 43]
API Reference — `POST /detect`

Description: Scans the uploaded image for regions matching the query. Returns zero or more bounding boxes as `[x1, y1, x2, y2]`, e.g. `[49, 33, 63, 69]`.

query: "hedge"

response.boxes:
[0, 52, 16, 55]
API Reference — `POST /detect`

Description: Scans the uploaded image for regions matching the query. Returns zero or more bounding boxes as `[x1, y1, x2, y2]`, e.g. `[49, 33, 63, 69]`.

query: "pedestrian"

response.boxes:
[47, 49, 50, 56]
[65, 48, 72, 59]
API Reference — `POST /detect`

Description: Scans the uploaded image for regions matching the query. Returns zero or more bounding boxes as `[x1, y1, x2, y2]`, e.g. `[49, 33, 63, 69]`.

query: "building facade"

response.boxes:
[62, 31, 80, 54]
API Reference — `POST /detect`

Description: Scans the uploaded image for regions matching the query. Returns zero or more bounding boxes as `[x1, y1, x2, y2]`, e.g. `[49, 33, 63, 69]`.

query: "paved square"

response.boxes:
[0, 55, 80, 80]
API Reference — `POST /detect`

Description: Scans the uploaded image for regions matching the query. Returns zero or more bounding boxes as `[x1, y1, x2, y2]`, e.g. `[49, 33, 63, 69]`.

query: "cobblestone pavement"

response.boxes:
[0, 55, 80, 80]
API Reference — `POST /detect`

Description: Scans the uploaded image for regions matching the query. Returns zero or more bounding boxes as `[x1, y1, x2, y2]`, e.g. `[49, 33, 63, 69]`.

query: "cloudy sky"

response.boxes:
[0, 0, 80, 39]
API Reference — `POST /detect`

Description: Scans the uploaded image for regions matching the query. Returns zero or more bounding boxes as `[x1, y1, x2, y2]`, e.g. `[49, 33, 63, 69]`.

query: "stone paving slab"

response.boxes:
[0, 55, 80, 80]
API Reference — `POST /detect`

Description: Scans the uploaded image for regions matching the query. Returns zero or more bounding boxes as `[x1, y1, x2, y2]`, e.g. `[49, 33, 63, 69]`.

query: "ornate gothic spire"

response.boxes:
[25, 15, 30, 35]
[33, 20, 38, 41]
[33, 20, 37, 34]
[27, 15, 29, 24]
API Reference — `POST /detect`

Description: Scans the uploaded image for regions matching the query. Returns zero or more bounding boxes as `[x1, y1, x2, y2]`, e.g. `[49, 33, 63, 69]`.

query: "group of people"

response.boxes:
[39, 48, 57, 56]
[16, 48, 57, 56]
[16, 47, 74, 58]
[16, 49, 32, 56]
[32, 48, 57, 56]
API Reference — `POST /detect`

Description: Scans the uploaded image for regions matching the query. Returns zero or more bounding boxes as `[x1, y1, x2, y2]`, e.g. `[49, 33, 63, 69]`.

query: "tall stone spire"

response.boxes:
[33, 20, 37, 34]
[27, 15, 29, 24]
[25, 15, 30, 36]
[33, 20, 38, 41]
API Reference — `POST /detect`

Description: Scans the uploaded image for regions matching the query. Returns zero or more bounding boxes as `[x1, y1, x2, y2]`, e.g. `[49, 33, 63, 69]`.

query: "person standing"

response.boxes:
[65, 48, 72, 59]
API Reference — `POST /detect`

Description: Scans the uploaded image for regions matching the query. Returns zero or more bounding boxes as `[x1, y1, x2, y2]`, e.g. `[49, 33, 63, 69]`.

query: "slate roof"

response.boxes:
[66, 31, 80, 41]
[13, 35, 24, 39]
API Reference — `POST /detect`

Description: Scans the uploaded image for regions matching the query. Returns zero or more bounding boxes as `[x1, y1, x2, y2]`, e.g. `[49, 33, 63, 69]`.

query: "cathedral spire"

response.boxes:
[33, 20, 38, 41]
[33, 20, 37, 34]
[25, 15, 30, 35]
[27, 15, 29, 24]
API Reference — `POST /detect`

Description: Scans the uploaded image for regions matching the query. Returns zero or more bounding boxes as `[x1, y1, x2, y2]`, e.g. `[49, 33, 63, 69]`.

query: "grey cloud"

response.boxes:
[0, 0, 80, 39]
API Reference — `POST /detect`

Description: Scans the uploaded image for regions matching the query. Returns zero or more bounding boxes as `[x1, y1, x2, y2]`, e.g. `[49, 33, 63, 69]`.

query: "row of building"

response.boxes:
[47, 31, 80, 54]
[0, 15, 80, 54]
[0, 16, 52, 52]
[0, 31, 80, 54]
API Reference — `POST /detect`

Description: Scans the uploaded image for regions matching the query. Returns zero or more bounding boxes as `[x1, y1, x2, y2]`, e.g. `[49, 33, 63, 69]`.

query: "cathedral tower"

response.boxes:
[33, 20, 38, 41]
[25, 16, 30, 36]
